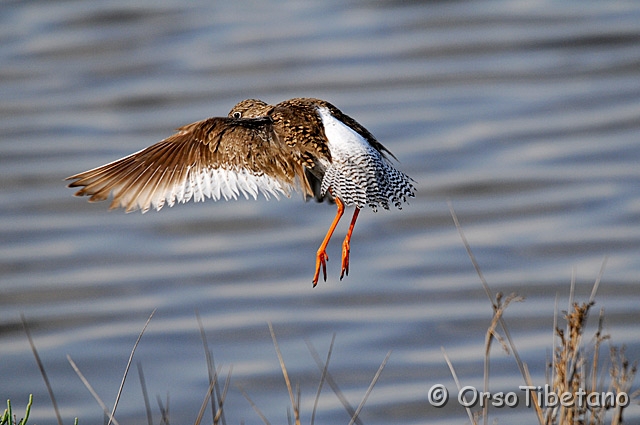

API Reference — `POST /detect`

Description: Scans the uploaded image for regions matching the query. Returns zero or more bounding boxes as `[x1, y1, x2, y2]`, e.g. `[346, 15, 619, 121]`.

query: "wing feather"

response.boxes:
[67, 116, 308, 212]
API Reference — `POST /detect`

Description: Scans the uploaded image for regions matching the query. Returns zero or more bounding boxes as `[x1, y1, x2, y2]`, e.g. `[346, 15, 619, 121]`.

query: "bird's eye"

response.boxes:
[232, 111, 242, 119]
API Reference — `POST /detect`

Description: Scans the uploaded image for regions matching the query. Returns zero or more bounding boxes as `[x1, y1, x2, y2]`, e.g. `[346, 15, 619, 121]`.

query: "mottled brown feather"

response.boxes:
[67, 97, 411, 212]
[67, 115, 312, 212]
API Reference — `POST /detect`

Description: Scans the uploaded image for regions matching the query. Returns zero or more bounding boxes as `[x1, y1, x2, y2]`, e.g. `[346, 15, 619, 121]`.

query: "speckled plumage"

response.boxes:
[67, 97, 415, 285]
[226, 97, 415, 210]
[315, 105, 414, 211]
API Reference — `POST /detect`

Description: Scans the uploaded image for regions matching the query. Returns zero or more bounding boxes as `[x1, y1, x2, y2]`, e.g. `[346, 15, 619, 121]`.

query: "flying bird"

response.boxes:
[67, 98, 415, 286]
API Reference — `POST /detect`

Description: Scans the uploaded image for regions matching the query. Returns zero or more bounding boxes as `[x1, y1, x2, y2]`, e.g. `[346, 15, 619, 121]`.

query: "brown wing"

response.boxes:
[66, 116, 311, 213]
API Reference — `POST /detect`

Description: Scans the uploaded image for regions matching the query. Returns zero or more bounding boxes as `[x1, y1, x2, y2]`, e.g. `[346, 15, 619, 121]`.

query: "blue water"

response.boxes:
[1, 1, 639, 424]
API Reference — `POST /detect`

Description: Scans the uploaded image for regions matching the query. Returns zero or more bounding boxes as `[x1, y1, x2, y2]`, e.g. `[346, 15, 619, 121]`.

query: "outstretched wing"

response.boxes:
[66, 116, 309, 213]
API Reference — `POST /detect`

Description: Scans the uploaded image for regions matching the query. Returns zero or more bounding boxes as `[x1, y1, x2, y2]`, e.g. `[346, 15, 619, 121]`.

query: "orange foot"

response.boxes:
[340, 239, 350, 280]
[312, 196, 345, 287]
[340, 207, 360, 281]
[313, 249, 329, 287]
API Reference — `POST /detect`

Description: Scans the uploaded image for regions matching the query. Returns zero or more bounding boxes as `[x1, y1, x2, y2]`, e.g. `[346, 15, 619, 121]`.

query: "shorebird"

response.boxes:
[67, 98, 415, 286]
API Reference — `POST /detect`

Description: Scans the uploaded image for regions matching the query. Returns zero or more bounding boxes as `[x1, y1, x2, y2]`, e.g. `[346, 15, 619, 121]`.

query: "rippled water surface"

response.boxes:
[2, 1, 640, 424]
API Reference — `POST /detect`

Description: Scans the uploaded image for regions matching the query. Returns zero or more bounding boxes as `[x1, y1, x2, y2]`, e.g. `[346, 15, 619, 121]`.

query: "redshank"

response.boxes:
[67, 98, 415, 286]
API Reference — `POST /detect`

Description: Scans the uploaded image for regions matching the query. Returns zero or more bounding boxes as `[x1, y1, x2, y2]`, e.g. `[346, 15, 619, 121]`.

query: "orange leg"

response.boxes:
[340, 207, 360, 280]
[313, 197, 345, 287]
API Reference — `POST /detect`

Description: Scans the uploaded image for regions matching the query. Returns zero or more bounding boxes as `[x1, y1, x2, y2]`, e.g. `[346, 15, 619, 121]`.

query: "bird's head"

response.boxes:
[228, 99, 271, 119]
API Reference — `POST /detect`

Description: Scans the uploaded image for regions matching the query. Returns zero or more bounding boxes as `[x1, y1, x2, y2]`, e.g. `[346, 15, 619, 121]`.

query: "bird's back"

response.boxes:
[263, 98, 415, 209]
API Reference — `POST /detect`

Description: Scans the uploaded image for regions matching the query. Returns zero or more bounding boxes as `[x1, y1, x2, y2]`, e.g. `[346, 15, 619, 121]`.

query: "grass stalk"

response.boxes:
[447, 201, 635, 425]
[137, 362, 153, 425]
[268, 322, 301, 425]
[21, 315, 63, 425]
[107, 309, 156, 425]
[347, 350, 391, 425]
[309, 334, 335, 425]
[306, 339, 361, 424]
[442, 347, 477, 425]
[67, 355, 120, 425]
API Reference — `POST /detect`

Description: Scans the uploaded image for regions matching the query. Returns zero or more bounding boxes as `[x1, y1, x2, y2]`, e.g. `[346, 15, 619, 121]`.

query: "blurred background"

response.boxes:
[1, 1, 639, 423]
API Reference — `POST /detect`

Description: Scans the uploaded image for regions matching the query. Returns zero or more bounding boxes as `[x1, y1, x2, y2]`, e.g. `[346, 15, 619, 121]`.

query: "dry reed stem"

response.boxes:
[194, 370, 218, 425]
[308, 334, 335, 425]
[448, 202, 545, 423]
[21, 314, 64, 425]
[137, 362, 153, 425]
[545, 259, 638, 425]
[483, 292, 523, 425]
[156, 392, 170, 425]
[196, 310, 228, 425]
[441, 347, 477, 425]
[107, 309, 155, 425]
[268, 322, 301, 425]
[241, 326, 387, 425]
[587, 308, 608, 425]
[448, 202, 530, 386]
[67, 355, 121, 425]
[448, 202, 636, 425]
[306, 339, 362, 424]
[609, 346, 638, 425]
[213, 369, 232, 425]
[347, 350, 392, 425]
[238, 385, 271, 425]
[67, 310, 154, 425]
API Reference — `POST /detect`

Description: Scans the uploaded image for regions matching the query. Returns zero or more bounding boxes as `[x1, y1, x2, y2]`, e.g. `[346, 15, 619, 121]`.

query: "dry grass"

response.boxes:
[13, 205, 638, 424]
[546, 296, 638, 425]
[447, 279, 639, 425]
[17, 280, 638, 425]
[19, 309, 388, 425]
[447, 203, 639, 425]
